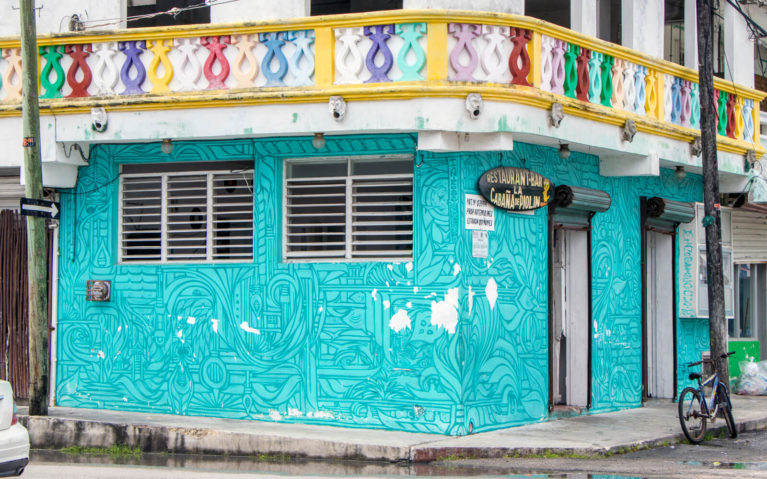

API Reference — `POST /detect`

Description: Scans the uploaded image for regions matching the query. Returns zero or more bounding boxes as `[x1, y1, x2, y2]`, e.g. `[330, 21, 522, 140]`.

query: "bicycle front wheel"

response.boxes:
[678, 387, 707, 443]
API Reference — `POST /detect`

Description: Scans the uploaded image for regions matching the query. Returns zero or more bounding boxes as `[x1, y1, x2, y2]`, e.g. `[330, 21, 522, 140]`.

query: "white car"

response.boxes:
[0, 381, 28, 477]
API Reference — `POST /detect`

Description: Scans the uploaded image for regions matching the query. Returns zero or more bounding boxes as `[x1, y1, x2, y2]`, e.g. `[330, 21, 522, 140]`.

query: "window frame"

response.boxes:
[118, 162, 255, 264]
[282, 154, 414, 263]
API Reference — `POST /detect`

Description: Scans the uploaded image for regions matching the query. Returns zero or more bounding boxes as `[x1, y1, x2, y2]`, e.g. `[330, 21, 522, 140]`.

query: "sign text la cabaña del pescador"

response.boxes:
[478, 167, 553, 211]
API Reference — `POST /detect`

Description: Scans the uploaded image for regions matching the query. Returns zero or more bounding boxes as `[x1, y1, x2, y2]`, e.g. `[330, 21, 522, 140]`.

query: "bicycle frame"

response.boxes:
[694, 372, 731, 419]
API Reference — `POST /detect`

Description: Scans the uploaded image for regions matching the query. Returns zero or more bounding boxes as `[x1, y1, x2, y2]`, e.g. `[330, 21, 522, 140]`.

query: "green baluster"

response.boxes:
[395, 23, 426, 81]
[39, 45, 65, 99]
[600, 54, 614, 107]
[717, 90, 728, 136]
[563, 43, 578, 99]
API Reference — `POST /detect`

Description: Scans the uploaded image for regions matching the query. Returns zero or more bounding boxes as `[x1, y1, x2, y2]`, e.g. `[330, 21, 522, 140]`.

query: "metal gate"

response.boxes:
[0, 209, 54, 401]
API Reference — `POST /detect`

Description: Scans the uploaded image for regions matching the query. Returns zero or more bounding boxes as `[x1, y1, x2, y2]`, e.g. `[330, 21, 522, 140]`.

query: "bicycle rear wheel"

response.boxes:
[678, 387, 706, 443]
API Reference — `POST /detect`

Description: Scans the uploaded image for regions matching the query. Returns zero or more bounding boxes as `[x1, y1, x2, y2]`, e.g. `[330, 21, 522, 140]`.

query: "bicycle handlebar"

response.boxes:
[686, 351, 735, 367]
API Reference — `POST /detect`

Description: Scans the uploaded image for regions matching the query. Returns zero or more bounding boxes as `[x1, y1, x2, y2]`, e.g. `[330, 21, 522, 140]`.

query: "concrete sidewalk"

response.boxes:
[18, 395, 767, 463]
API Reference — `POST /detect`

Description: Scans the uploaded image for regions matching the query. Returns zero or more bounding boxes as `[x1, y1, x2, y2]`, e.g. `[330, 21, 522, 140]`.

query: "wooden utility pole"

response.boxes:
[20, 0, 49, 415]
[696, 0, 729, 384]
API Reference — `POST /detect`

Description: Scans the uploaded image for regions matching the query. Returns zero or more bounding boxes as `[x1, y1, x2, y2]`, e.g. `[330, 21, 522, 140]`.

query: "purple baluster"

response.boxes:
[363, 25, 394, 83]
[448, 23, 481, 82]
[118, 40, 146, 95]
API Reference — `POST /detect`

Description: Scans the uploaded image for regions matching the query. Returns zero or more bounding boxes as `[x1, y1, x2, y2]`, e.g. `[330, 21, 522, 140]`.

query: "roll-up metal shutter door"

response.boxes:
[732, 209, 767, 263]
[645, 197, 695, 233]
[0, 176, 24, 210]
[550, 185, 611, 228]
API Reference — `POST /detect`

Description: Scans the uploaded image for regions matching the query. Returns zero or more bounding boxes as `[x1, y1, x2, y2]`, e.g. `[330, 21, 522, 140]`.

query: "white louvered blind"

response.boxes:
[285, 157, 413, 260]
[120, 163, 253, 262]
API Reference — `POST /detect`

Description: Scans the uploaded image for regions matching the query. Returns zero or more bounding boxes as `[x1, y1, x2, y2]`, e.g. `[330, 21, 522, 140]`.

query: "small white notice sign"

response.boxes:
[472, 230, 489, 258]
[465, 194, 495, 231]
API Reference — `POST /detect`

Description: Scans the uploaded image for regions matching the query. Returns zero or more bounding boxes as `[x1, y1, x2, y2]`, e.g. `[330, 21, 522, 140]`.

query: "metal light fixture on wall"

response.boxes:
[160, 138, 174, 154]
[312, 133, 326, 149]
[675, 165, 686, 180]
[558, 143, 571, 159]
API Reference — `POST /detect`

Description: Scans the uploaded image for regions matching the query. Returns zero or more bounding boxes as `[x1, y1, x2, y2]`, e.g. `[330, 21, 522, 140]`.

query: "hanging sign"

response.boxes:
[477, 167, 553, 211]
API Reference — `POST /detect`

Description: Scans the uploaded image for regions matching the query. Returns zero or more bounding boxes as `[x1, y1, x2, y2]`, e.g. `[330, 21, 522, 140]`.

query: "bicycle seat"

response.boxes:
[689, 372, 702, 380]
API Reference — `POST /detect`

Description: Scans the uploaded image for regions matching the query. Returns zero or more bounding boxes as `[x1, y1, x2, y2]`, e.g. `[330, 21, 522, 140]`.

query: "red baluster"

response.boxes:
[65, 44, 92, 98]
[508, 28, 532, 86]
[576, 47, 590, 102]
[726, 93, 736, 138]
[201, 36, 231, 90]
[714, 90, 719, 133]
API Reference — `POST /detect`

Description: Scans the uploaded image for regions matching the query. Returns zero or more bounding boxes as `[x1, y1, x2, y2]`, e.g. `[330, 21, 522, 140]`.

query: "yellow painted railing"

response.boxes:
[0, 10, 763, 156]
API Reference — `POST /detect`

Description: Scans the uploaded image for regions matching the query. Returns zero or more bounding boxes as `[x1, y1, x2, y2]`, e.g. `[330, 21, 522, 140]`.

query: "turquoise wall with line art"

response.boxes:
[55, 134, 705, 435]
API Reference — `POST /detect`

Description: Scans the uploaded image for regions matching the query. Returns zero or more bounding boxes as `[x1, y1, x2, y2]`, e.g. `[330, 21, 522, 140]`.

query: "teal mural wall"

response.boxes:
[56, 134, 705, 435]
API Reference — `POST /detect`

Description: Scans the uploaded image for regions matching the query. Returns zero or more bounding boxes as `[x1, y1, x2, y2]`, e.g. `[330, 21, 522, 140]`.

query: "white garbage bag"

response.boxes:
[733, 359, 767, 395]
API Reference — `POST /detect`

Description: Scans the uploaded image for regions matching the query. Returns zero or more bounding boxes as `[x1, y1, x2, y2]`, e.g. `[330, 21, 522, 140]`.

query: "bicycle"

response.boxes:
[678, 351, 737, 444]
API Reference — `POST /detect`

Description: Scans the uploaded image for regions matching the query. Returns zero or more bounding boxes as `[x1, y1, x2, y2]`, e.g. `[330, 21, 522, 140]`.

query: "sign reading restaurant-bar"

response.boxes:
[478, 167, 553, 211]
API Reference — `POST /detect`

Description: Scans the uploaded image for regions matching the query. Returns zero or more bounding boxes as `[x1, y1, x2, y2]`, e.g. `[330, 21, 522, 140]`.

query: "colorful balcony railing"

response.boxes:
[0, 10, 762, 154]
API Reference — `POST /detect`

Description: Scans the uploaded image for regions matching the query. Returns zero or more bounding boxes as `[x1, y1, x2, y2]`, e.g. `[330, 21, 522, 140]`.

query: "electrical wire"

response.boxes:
[724, 0, 767, 38]
[58, 173, 120, 196]
[79, 0, 239, 30]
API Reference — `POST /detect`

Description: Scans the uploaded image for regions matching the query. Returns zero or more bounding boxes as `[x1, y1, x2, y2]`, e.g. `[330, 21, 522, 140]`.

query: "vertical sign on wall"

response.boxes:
[678, 222, 697, 317]
[465, 194, 494, 259]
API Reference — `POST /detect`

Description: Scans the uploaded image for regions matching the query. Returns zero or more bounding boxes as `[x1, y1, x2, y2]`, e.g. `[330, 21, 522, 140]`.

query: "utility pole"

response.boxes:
[20, 0, 49, 415]
[696, 0, 729, 384]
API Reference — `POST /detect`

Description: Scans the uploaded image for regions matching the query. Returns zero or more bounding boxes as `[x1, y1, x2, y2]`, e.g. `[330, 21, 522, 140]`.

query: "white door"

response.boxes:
[552, 229, 589, 407]
[646, 231, 675, 399]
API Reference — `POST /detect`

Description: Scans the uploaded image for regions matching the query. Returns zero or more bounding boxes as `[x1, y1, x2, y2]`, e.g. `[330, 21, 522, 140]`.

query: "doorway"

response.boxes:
[550, 228, 590, 408]
[645, 230, 675, 399]
[641, 196, 695, 401]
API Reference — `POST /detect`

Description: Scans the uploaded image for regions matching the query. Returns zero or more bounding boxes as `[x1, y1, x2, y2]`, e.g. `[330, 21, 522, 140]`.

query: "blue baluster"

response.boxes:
[259, 32, 289, 87]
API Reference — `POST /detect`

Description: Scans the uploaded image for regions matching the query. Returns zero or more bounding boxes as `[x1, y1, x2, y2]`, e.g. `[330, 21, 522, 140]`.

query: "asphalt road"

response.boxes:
[444, 428, 767, 478]
[21, 429, 767, 478]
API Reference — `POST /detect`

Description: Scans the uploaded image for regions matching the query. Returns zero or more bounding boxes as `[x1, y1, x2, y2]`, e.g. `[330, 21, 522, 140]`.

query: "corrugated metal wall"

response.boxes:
[0, 210, 29, 399]
[732, 209, 767, 264]
[0, 209, 54, 401]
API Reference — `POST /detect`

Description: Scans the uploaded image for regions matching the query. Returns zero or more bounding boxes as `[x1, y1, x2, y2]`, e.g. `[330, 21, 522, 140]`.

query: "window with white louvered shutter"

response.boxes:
[284, 156, 413, 261]
[119, 162, 253, 263]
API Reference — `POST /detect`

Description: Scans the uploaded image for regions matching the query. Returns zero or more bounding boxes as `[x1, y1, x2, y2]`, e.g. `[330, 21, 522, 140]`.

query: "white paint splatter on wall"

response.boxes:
[211, 318, 219, 333]
[453, 263, 462, 276]
[371, 288, 377, 300]
[430, 288, 459, 334]
[187, 316, 196, 324]
[240, 321, 261, 334]
[486, 278, 498, 310]
[468, 286, 475, 313]
[383, 300, 391, 309]
[389, 309, 412, 332]
[406, 262, 413, 272]
[413, 286, 419, 294]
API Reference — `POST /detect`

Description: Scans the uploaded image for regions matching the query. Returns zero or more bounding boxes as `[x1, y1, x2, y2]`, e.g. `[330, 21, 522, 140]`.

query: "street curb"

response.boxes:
[18, 408, 767, 463]
[411, 415, 767, 462]
[19, 415, 412, 462]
